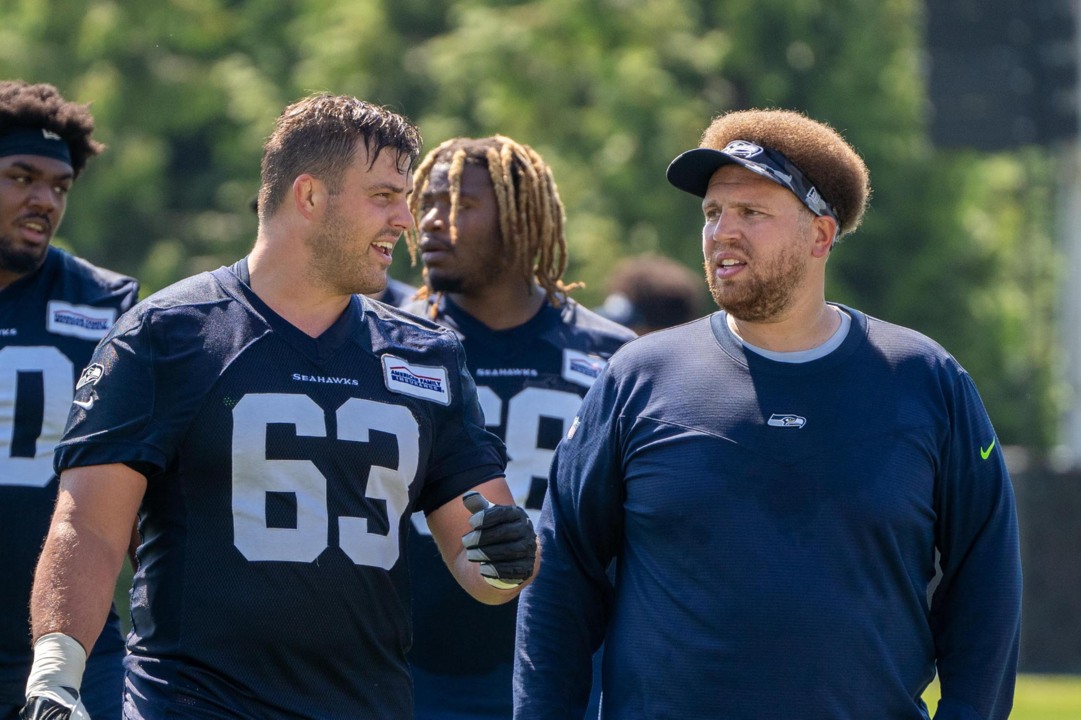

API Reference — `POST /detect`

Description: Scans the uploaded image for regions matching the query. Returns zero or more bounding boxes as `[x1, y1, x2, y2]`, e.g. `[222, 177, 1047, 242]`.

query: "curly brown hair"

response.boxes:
[406, 135, 581, 313]
[700, 109, 870, 238]
[0, 80, 103, 177]
[259, 93, 421, 219]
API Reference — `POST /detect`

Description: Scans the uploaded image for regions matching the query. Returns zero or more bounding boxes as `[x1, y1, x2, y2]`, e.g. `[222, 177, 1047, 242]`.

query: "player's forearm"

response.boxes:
[513, 577, 597, 718]
[30, 510, 130, 651]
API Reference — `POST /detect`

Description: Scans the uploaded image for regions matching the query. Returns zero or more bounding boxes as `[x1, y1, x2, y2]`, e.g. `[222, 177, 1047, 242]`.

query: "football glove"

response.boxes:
[461, 491, 537, 589]
[20, 634, 91, 720]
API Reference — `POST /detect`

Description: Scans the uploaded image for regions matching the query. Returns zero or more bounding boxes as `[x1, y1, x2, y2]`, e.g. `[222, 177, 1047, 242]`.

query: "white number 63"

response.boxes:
[231, 394, 418, 568]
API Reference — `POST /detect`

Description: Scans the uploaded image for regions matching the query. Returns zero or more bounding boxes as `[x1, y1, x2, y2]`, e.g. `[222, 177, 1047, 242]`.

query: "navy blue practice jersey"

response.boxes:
[0, 247, 137, 710]
[403, 295, 635, 719]
[373, 277, 417, 308]
[54, 260, 505, 720]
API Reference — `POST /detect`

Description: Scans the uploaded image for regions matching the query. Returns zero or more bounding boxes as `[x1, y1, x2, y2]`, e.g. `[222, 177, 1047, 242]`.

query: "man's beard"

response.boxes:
[704, 241, 808, 323]
[306, 205, 387, 297]
[426, 270, 465, 294]
[425, 250, 511, 296]
[0, 234, 49, 276]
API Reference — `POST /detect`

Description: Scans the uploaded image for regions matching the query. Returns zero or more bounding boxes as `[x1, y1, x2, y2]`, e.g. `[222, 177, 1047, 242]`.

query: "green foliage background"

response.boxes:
[0, 0, 1065, 448]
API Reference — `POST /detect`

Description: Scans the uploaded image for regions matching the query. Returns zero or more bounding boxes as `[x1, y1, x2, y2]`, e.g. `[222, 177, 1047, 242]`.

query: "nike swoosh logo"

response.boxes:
[73, 397, 94, 410]
[980, 437, 996, 460]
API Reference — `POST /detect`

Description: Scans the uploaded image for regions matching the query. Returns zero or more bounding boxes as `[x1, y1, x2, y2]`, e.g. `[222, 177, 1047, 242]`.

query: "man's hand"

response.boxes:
[20, 634, 91, 720]
[461, 491, 537, 589]
[20, 693, 89, 720]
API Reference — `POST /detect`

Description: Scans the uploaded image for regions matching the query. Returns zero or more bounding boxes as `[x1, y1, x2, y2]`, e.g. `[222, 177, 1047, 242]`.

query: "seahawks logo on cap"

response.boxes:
[722, 140, 764, 158]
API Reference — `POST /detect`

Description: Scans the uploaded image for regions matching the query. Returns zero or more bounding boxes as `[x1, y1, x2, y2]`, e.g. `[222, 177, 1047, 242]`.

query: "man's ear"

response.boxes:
[292, 174, 327, 221]
[810, 215, 838, 258]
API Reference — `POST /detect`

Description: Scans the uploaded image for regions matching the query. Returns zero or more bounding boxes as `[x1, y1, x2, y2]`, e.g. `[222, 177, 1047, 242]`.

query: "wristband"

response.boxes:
[25, 632, 87, 698]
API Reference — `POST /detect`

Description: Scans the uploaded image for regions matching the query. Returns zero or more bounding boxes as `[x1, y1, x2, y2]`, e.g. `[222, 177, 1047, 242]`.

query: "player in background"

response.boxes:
[595, 253, 710, 335]
[404, 135, 635, 719]
[372, 276, 416, 307]
[20, 94, 536, 720]
[514, 109, 1021, 719]
[0, 79, 138, 720]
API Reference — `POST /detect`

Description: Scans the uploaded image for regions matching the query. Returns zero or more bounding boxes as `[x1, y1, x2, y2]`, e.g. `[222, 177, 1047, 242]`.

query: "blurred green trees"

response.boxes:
[0, 0, 1063, 448]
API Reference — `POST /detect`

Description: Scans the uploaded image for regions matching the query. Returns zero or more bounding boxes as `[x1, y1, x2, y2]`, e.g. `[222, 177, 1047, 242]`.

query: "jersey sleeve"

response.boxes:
[931, 370, 1021, 720]
[117, 277, 140, 315]
[54, 306, 170, 474]
[414, 337, 507, 514]
[514, 364, 624, 719]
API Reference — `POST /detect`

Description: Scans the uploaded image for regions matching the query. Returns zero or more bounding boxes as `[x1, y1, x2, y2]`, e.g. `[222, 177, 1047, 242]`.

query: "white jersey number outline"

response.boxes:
[412, 385, 582, 535]
[232, 394, 419, 567]
[0, 346, 74, 487]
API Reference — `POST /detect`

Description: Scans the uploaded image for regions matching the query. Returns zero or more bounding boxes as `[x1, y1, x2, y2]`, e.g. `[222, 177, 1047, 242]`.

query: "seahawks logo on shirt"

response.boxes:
[76, 363, 105, 390]
[767, 413, 806, 428]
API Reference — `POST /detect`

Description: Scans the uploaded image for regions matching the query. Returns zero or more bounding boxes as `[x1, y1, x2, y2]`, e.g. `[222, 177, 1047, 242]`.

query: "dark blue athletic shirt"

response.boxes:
[53, 260, 506, 720]
[0, 246, 137, 713]
[403, 295, 634, 719]
[515, 307, 1021, 720]
[373, 278, 417, 308]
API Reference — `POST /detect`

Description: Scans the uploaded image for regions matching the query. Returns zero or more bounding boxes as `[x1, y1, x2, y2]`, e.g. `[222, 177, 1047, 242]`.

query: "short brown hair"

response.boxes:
[0, 80, 103, 177]
[259, 93, 421, 218]
[700, 109, 870, 237]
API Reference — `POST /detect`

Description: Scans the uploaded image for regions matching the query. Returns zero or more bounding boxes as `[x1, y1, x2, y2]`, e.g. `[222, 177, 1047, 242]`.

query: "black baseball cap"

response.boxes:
[666, 139, 837, 220]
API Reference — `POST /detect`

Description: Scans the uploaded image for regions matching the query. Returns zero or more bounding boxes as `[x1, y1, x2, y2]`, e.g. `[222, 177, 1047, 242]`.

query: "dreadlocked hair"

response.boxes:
[407, 135, 582, 318]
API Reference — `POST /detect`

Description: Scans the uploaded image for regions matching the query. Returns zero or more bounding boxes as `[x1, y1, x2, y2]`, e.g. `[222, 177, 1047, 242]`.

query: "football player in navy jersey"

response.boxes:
[515, 110, 1022, 719]
[371, 276, 417, 308]
[0, 80, 138, 720]
[403, 135, 635, 719]
[22, 94, 537, 720]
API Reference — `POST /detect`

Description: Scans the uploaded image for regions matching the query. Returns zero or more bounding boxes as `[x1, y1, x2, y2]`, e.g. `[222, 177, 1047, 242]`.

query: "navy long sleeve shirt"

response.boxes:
[514, 307, 1021, 720]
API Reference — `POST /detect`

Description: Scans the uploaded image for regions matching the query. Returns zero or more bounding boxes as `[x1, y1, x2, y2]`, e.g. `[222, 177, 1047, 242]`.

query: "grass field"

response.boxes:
[923, 674, 1081, 719]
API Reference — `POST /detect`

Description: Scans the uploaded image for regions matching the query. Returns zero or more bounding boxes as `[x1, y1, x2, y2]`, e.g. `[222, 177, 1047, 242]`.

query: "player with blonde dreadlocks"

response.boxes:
[406, 135, 582, 318]
[403, 135, 635, 720]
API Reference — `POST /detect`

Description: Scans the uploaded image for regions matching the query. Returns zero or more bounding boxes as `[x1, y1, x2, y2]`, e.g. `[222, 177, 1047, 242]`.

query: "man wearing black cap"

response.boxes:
[0, 80, 138, 720]
[514, 109, 1021, 720]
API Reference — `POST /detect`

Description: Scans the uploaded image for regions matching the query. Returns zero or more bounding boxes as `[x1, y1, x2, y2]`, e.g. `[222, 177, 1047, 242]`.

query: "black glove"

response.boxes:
[461, 491, 537, 589]
[20, 695, 79, 720]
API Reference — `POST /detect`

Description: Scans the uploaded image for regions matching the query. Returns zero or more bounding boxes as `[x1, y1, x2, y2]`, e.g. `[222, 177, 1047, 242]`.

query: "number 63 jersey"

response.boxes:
[54, 261, 506, 720]
[404, 295, 635, 718]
